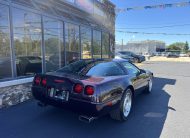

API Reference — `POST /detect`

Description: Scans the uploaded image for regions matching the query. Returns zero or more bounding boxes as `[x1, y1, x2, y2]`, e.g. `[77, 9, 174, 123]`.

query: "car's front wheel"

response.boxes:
[144, 77, 153, 93]
[134, 58, 139, 63]
[110, 89, 133, 121]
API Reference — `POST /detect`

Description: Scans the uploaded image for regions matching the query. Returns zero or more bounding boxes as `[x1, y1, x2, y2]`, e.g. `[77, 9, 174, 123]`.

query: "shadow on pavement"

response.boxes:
[0, 77, 176, 138]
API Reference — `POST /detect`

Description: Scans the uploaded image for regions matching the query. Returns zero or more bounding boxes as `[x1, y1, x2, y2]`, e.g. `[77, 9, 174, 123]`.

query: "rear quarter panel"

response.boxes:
[95, 75, 132, 103]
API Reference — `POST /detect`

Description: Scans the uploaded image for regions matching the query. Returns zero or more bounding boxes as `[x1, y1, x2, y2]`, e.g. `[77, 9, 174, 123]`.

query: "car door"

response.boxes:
[120, 62, 146, 93]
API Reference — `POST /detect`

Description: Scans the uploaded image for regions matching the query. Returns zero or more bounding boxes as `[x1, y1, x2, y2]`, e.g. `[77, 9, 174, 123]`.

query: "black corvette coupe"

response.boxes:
[32, 59, 153, 122]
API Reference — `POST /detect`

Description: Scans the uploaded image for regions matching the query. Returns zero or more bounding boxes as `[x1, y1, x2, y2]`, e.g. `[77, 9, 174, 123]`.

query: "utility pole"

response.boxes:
[121, 39, 123, 51]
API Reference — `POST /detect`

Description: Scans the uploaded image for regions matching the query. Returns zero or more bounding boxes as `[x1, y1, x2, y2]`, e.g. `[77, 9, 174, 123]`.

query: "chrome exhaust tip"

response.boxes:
[79, 115, 97, 123]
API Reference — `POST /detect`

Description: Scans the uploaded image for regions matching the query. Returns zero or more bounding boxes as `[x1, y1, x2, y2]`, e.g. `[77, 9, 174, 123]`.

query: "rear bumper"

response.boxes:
[32, 87, 120, 117]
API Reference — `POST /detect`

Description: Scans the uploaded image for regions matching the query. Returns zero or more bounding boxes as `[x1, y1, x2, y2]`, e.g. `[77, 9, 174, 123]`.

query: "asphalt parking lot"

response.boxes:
[0, 61, 190, 138]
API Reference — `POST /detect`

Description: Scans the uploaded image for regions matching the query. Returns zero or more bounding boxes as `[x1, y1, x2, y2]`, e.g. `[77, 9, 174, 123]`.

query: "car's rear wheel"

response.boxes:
[110, 89, 133, 121]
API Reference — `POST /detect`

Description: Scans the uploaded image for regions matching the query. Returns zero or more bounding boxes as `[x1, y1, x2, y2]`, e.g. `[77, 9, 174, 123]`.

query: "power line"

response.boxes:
[116, 30, 190, 36]
[116, 24, 190, 30]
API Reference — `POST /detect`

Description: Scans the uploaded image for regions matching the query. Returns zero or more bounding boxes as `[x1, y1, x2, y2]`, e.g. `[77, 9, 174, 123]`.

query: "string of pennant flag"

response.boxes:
[116, 1, 190, 12]
[116, 30, 190, 36]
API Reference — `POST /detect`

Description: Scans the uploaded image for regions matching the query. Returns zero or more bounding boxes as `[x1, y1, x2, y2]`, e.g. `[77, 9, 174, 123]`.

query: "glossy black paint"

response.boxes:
[32, 59, 153, 117]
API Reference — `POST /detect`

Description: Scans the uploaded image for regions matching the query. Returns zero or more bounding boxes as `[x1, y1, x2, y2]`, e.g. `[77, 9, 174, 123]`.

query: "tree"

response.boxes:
[167, 42, 186, 51]
[184, 41, 189, 52]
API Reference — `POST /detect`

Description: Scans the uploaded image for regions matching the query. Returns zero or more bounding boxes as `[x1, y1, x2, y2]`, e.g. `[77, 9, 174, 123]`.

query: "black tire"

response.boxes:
[110, 89, 133, 121]
[134, 58, 139, 63]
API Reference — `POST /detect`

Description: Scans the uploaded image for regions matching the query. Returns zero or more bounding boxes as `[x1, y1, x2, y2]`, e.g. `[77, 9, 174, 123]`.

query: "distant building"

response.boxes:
[116, 40, 166, 54]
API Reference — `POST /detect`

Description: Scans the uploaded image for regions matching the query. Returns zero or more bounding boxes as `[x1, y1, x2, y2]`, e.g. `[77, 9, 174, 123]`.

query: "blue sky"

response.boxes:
[110, 0, 190, 45]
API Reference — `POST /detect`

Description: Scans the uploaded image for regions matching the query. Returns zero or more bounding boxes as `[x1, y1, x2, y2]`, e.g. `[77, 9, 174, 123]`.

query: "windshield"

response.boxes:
[57, 60, 124, 77]
[56, 60, 94, 74]
[119, 51, 131, 55]
[86, 62, 124, 76]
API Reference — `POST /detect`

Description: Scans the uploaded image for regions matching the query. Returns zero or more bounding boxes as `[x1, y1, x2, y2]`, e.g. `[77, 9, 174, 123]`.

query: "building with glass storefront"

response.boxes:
[0, 0, 115, 89]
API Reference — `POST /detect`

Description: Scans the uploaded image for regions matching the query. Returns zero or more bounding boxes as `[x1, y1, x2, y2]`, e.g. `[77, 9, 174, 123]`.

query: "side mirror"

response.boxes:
[140, 69, 146, 74]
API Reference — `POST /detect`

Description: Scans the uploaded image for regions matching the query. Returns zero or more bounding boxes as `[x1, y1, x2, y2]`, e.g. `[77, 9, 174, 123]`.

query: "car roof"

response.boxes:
[77, 58, 129, 63]
[112, 58, 129, 62]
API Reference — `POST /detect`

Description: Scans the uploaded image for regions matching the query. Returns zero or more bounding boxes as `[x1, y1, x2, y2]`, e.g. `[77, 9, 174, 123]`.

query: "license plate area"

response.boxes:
[48, 88, 69, 101]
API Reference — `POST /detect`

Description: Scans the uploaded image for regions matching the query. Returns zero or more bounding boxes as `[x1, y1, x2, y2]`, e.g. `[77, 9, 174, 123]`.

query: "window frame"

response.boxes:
[92, 29, 102, 59]
[43, 16, 64, 72]
[102, 31, 110, 59]
[12, 7, 43, 77]
[80, 26, 92, 59]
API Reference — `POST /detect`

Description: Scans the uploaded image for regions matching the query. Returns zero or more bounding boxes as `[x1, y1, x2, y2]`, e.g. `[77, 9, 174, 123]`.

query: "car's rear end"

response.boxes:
[31, 73, 119, 117]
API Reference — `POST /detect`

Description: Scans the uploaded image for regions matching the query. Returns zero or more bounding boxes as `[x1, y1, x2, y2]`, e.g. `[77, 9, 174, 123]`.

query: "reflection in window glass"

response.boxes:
[13, 8, 42, 76]
[86, 62, 124, 77]
[65, 23, 80, 64]
[122, 62, 140, 74]
[93, 30, 101, 58]
[81, 27, 92, 59]
[110, 35, 115, 58]
[44, 17, 64, 72]
[102, 32, 109, 58]
[0, 4, 12, 79]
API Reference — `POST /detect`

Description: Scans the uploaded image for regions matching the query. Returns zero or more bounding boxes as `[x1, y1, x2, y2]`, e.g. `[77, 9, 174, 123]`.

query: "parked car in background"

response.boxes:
[0, 56, 56, 78]
[117, 51, 145, 63]
[188, 52, 190, 57]
[166, 52, 179, 58]
[161, 52, 168, 57]
[32, 59, 153, 122]
[16, 56, 56, 76]
[115, 52, 135, 63]
[155, 52, 162, 56]
[143, 53, 155, 57]
[0, 57, 12, 79]
[179, 53, 188, 57]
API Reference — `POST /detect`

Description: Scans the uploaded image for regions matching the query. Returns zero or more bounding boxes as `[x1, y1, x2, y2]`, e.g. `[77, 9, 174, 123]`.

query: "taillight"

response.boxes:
[34, 76, 41, 85]
[42, 78, 47, 86]
[74, 84, 83, 93]
[85, 86, 94, 95]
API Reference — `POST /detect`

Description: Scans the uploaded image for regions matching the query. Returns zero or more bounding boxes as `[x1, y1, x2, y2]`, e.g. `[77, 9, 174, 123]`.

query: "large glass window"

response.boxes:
[93, 30, 101, 58]
[43, 17, 64, 72]
[13, 8, 42, 77]
[81, 27, 92, 59]
[0, 4, 12, 79]
[65, 23, 80, 64]
[102, 32, 109, 58]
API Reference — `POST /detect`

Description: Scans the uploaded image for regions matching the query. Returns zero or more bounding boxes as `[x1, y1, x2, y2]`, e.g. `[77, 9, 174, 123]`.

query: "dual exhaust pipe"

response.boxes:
[79, 115, 97, 123]
[38, 102, 96, 123]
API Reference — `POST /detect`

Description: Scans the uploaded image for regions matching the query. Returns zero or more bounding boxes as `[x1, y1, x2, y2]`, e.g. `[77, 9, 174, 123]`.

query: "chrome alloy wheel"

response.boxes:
[123, 90, 132, 117]
[149, 79, 153, 92]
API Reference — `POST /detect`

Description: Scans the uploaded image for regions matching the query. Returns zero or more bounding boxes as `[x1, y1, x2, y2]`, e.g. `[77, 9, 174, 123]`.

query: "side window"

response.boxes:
[122, 62, 140, 75]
